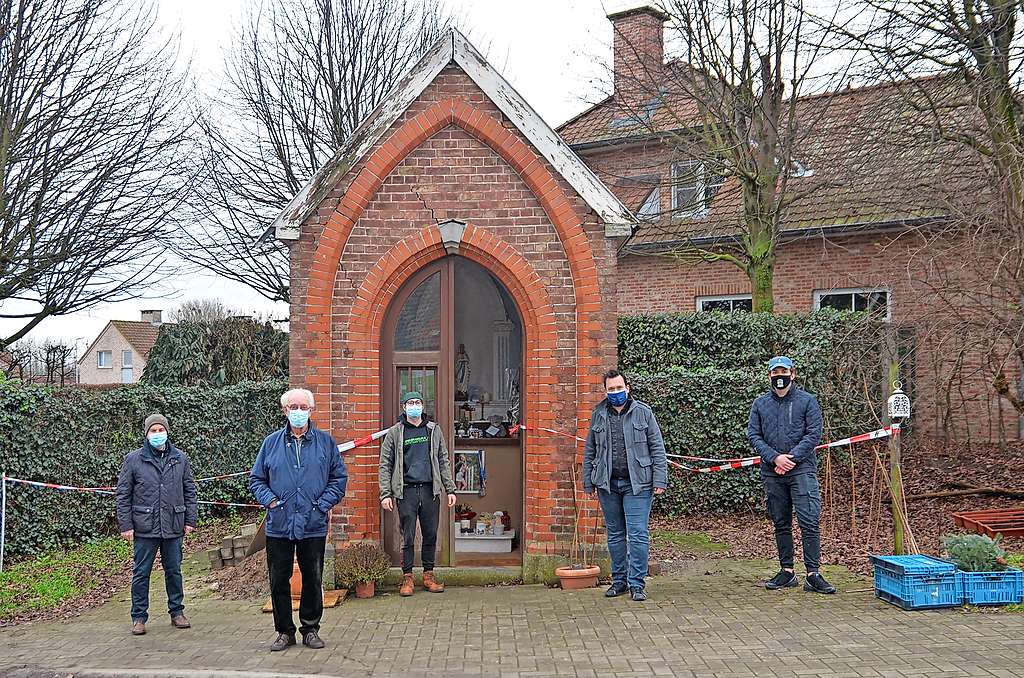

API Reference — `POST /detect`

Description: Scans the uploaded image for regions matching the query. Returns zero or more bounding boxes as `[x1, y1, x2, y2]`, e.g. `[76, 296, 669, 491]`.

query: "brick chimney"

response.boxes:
[608, 4, 669, 114]
[140, 309, 162, 326]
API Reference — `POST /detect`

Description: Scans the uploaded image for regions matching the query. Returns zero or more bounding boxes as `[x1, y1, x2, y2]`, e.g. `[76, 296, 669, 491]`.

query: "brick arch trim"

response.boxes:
[304, 97, 603, 437]
[341, 223, 562, 545]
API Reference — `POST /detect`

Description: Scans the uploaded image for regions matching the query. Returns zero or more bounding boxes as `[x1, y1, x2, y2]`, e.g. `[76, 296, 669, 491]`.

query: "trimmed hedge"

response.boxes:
[620, 310, 895, 516]
[0, 379, 287, 559]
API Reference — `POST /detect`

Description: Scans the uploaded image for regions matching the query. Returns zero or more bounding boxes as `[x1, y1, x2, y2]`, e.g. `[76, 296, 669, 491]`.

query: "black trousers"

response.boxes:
[763, 472, 822, 571]
[398, 483, 440, 574]
[266, 536, 325, 636]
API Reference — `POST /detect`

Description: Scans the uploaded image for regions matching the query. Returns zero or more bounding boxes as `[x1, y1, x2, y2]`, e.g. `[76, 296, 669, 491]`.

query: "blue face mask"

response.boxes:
[148, 431, 168, 447]
[607, 390, 628, 407]
[405, 404, 423, 420]
[287, 409, 310, 428]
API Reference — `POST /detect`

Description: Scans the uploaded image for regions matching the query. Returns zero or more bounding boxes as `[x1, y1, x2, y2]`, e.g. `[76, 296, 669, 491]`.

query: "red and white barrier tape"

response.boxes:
[338, 428, 389, 453]
[514, 421, 895, 475]
[815, 426, 893, 450]
[4, 476, 263, 509]
[4, 477, 115, 495]
[197, 499, 262, 508]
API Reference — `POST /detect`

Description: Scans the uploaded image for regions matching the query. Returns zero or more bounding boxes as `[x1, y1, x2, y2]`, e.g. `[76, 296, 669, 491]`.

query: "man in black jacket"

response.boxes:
[116, 413, 198, 635]
[747, 356, 835, 594]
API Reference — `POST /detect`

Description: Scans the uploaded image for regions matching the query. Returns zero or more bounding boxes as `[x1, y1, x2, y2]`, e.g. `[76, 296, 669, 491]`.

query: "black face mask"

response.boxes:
[772, 374, 792, 390]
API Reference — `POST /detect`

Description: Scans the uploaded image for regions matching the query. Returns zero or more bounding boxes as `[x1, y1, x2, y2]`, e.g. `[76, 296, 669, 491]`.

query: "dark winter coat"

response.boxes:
[116, 441, 198, 539]
[747, 387, 823, 477]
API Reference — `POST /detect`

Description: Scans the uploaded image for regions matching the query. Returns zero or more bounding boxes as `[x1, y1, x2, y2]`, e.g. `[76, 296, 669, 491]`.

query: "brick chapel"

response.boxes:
[273, 6, 1020, 577]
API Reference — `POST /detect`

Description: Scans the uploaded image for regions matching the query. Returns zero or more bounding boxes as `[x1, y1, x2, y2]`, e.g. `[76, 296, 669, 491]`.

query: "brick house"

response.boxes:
[77, 310, 168, 385]
[275, 7, 1017, 576]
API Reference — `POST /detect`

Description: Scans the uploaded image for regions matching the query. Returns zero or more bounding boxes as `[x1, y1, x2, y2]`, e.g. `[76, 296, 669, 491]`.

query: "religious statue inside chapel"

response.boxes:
[455, 343, 471, 401]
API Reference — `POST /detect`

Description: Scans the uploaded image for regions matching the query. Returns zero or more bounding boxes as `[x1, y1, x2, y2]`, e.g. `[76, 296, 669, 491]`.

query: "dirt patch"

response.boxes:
[654, 435, 1024, 574]
[1, 518, 251, 627]
[201, 549, 271, 600]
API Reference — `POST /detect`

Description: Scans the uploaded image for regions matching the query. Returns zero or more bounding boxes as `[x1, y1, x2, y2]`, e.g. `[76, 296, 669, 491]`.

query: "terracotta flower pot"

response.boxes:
[555, 565, 601, 590]
[354, 581, 375, 599]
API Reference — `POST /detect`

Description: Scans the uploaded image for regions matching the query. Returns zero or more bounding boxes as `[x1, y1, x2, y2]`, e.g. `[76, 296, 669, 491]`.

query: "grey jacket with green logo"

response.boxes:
[379, 415, 456, 500]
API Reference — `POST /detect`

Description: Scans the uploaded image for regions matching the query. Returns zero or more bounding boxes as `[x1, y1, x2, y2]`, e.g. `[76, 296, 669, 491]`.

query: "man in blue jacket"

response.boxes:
[747, 356, 835, 594]
[250, 388, 348, 652]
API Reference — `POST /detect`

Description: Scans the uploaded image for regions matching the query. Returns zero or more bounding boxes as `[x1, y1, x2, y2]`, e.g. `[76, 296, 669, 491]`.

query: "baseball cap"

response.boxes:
[768, 356, 794, 371]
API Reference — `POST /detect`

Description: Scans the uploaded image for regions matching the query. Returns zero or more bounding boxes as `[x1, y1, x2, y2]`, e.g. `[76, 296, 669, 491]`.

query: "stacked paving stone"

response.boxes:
[202, 522, 259, 570]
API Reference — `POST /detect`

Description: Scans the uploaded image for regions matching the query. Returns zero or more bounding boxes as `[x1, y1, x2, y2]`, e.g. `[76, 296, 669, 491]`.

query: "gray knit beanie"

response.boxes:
[144, 413, 169, 434]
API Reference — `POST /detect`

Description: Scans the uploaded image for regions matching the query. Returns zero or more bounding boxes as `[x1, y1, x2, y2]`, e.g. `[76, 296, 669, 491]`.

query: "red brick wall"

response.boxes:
[575, 138, 1021, 443]
[288, 66, 617, 553]
[615, 234, 1022, 443]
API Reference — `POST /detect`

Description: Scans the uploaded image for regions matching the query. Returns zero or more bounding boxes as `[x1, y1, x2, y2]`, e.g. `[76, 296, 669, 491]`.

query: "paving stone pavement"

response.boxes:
[1, 560, 1022, 678]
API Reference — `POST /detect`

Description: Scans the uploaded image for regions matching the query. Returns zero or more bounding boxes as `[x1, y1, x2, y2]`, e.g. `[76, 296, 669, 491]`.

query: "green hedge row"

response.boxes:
[620, 310, 894, 515]
[0, 379, 287, 559]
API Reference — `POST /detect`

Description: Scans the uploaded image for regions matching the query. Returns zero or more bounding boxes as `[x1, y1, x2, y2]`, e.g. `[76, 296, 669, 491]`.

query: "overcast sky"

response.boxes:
[1, 0, 632, 353]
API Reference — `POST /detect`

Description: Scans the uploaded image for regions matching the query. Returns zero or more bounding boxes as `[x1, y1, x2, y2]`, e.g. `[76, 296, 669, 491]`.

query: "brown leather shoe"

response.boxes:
[171, 614, 191, 629]
[131, 621, 146, 635]
[422, 570, 444, 593]
[399, 573, 414, 596]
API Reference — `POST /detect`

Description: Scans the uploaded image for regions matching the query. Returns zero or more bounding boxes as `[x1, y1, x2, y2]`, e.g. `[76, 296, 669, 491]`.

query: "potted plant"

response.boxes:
[942, 533, 1023, 606]
[555, 462, 601, 590]
[335, 541, 391, 599]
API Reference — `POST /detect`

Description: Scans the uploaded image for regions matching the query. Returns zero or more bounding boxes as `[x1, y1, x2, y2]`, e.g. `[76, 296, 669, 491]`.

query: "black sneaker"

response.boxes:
[630, 587, 648, 602]
[302, 630, 326, 649]
[269, 633, 295, 652]
[765, 569, 799, 590]
[605, 582, 629, 597]
[804, 572, 837, 594]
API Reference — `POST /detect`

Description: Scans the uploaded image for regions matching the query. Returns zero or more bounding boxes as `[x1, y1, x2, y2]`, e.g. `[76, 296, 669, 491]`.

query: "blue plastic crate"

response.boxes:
[957, 568, 1023, 606]
[870, 555, 960, 610]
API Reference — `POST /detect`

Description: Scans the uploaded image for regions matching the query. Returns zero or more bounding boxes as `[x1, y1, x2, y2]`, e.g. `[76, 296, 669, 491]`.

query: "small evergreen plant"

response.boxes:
[942, 533, 1009, 572]
[334, 541, 391, 587]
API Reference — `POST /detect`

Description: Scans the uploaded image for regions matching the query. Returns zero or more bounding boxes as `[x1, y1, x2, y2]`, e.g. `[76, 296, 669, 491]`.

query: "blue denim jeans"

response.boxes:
[597, 477, 654, 590]
[131, 536, 184, 623]
[763, 472, 822, 571]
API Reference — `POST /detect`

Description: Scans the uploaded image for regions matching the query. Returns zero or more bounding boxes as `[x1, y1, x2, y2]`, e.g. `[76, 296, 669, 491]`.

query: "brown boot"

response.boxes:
[399, 573, 414, 596]
[422, 570, 444, 593]
[131, 621, 146, 635]
[171, 614, 191, 629]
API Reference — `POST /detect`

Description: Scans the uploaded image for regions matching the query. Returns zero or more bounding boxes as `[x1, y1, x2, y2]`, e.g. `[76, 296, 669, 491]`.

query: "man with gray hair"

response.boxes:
[250, 388, 348, 652]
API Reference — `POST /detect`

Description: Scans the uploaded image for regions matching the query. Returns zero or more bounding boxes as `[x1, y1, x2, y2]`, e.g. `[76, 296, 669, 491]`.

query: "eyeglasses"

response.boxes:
[285, 404, 311, 411]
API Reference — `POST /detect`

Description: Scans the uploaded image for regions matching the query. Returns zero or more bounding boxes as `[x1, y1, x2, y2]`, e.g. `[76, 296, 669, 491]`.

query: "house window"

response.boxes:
[814, 288, 891, 320]
[97, 350, 112, 368]
[671, 161, 723, 217]
[121, 350, 134, 383]
[637, 187, 661, 221]
[697, 295, 753, 312]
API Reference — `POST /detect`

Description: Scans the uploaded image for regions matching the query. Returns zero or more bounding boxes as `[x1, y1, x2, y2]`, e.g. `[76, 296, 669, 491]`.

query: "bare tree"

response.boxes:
[0, 337, 75, 384]
[0, 0, 194, 349]
[176, 0, 453, 303]
[611, 0, 843, 312]
[169, 298, 234, 324]
[832, 1, 1024, 428]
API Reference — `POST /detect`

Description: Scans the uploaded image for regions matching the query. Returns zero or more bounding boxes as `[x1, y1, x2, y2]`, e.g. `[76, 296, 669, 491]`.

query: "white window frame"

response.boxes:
[637, 186, 661, 221]
[813, 287, 892, 321]
[97, 350, 112, 369]
[122, 350, 133, 368]
[696, 294, 753, 313]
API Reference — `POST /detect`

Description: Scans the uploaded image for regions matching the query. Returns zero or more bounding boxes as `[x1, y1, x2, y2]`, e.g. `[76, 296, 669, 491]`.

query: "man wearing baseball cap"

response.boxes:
[379, 391, 457, 596]
[747, 356, 835, 594]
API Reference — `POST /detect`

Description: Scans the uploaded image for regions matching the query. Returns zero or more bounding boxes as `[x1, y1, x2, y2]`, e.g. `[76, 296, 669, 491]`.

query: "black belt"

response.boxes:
[404, 481, 431, 487]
